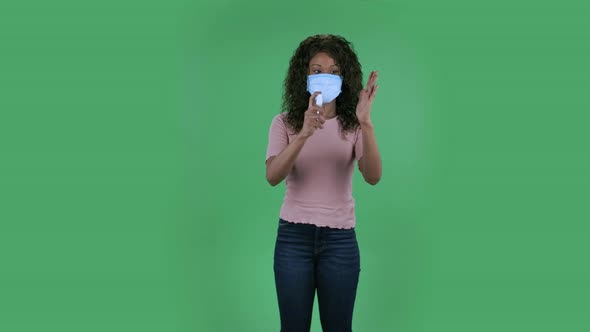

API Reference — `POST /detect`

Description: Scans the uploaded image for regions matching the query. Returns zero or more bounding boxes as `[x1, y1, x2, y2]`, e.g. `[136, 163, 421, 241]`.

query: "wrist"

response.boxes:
[295, 134, 310, 142]
[359, 120, 374, 129]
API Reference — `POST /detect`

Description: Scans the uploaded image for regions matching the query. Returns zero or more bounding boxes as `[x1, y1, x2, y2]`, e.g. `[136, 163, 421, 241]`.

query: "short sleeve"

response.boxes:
[354, 126, 363, 161]
[265, 113, 289, 162]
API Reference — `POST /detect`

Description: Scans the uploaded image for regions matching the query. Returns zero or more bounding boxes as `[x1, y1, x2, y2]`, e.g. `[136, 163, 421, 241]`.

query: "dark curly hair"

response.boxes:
[281, 34, 363, 137]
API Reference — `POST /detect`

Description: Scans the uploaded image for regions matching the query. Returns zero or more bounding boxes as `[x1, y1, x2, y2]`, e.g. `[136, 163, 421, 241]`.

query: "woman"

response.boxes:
[265, 34, 382, 331]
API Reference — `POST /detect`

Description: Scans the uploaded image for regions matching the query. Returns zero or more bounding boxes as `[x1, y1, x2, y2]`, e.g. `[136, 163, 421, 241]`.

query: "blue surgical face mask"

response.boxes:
[307, 73, 342, 104]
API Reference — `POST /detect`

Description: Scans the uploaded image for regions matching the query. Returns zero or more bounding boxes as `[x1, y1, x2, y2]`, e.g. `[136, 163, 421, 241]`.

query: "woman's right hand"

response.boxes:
[300, 91, 325, 138]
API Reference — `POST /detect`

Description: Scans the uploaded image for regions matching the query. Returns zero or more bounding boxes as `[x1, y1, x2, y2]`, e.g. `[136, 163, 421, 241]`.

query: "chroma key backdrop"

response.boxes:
[1, 0, 589, 331]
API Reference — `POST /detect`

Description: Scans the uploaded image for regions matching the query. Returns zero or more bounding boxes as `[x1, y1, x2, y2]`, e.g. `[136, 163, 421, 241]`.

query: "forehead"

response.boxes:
[309, 52, 338, 66]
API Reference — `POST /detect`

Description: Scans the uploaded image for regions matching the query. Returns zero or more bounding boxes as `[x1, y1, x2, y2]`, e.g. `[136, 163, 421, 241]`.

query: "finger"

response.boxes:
[372, 70, 378, 84]
[305, 108, 318, 118]
[312, 105, 325, 116]
[360, 88, 368, 99]
[316, 119, 324, 129]
[308, 91, 322, 109]
[370, 84, 379, 100]
[366, 71, 375, 89]
[312, 112, 325, 123]
[307, 113, 321, 124]
[368, 71, 378, 93]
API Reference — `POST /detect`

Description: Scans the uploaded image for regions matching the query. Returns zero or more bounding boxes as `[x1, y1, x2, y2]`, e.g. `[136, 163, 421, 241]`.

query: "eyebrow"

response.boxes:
[311, 64, 339, 67]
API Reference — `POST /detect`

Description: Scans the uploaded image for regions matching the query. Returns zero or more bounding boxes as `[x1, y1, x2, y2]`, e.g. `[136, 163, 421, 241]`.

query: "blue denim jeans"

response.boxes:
[274, 218, 361, 332]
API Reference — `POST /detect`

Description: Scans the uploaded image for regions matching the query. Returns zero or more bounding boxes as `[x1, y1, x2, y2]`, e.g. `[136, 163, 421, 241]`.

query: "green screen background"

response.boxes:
[1, 0, 589, 331]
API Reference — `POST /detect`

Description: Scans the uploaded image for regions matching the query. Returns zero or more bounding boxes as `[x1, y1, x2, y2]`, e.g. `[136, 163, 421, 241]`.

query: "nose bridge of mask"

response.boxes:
[310, 73, 340, 86]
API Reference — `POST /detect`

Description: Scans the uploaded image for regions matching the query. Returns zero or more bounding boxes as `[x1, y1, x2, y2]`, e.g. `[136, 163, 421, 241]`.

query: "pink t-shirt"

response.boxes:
[265, 112, 363, 229]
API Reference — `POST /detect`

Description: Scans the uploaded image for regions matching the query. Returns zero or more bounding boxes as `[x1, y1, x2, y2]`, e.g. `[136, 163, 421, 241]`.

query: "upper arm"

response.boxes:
[266, 114, 288, 164]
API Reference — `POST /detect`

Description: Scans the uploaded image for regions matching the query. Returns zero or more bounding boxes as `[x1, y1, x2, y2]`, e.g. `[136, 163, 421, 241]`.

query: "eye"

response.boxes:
[332, 70, 340, 75]
[312, 69, 321, 74]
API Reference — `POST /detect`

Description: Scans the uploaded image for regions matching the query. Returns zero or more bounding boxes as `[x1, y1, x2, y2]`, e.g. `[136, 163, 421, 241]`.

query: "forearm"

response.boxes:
[360, 121, 382, 184]
[266, 135, 308, 186]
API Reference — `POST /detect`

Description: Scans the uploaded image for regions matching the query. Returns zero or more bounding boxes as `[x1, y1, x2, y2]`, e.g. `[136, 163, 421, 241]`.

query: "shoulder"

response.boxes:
[270, 112, 288, 126]
[344, 124, 361, 144]
[268, 113, 294, 136]
[351, 124, 362, 140]
[273, 112, 287, 121]
[356, 123, 363, 134]
[270, 113, 296, 136]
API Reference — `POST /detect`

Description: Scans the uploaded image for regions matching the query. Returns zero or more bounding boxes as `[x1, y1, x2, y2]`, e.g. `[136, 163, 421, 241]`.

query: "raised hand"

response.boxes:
[356, 70, 379, 125]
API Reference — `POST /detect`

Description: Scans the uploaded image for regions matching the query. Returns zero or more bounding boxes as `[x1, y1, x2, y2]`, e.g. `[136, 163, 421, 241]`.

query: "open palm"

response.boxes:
[356, 70, 379, 124]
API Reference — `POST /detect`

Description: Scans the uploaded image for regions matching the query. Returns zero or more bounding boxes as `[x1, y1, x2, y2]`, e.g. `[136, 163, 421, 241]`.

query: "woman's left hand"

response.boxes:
[356, 70, 379, 125]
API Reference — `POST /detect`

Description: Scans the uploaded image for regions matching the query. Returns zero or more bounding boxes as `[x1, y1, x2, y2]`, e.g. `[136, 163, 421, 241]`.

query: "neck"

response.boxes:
[323, 100, 337, 119]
